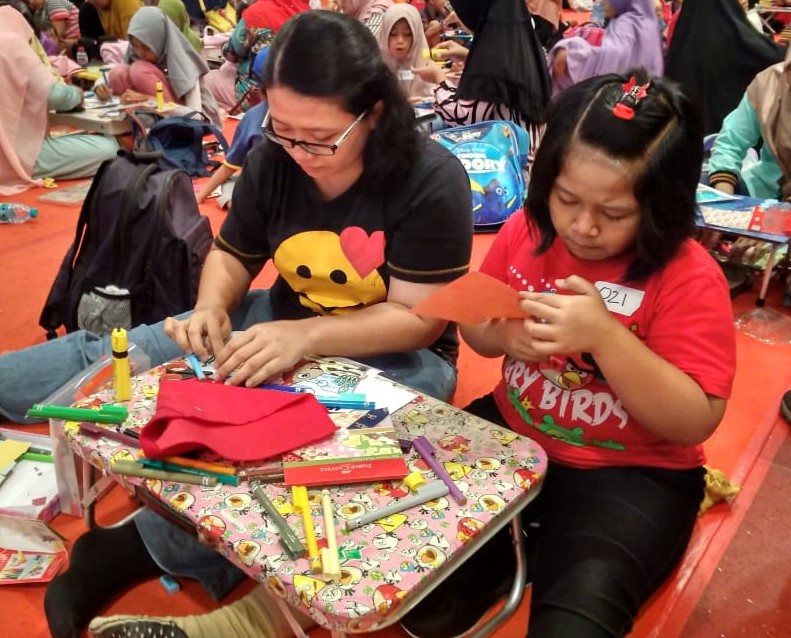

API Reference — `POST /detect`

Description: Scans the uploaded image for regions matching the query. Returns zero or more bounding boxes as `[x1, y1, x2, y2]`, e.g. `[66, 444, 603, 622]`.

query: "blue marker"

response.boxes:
[186, 353, 205, 380]
[316, 396, 375, 410]
[259, 383, 308, 393]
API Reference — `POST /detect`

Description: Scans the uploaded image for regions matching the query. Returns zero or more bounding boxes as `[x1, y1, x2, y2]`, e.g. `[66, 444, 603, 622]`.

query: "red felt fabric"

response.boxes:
[140, 379, 336, 461]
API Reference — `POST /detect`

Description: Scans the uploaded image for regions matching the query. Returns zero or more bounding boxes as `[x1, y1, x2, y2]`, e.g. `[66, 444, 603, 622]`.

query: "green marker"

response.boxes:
[26, 404, 128, 424]
[19, 452, 54, 463]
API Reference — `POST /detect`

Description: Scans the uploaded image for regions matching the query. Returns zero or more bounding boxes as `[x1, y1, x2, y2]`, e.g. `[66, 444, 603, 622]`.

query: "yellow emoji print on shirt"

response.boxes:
[274, 228, 387, 314]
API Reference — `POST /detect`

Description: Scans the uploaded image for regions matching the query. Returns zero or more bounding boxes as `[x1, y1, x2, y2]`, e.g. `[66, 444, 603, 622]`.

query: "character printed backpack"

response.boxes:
[431, 121, 530, 231]
[39, 151, 214, 339]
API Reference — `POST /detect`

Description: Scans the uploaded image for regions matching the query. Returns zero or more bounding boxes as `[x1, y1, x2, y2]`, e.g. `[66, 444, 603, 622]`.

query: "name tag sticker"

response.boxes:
[398, 69, 415, 81]
[595, 281, 644, 316]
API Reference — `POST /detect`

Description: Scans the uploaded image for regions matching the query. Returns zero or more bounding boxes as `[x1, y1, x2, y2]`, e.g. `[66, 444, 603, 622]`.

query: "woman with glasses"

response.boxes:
[24, 11, 473, 637]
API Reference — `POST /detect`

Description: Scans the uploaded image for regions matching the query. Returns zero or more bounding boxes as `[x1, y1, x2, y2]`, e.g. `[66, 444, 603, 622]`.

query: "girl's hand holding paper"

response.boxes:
[521, 276, 622, 356]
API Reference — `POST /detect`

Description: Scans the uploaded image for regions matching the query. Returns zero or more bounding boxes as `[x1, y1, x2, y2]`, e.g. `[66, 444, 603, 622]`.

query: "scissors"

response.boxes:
[161, 360, 198, 382]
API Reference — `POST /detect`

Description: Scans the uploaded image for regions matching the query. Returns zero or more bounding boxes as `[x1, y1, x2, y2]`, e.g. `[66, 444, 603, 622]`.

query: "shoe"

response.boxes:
[781, 391, 791, 425]
[88, 617, 188, 638]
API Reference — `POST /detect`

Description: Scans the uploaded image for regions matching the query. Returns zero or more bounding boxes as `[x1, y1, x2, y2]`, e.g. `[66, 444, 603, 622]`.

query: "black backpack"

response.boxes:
[39, 151, 214, 339]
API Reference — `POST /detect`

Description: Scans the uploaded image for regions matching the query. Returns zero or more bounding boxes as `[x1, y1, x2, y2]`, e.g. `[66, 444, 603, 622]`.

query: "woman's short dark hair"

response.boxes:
[261, 10, 419, 191]
[526, 69, 704, 282]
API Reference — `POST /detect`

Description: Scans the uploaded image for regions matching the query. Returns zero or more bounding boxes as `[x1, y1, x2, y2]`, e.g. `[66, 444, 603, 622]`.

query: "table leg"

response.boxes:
[81, 459, 140, 530]
[756, 243, 779, 307]
[467, 515, 528, 637]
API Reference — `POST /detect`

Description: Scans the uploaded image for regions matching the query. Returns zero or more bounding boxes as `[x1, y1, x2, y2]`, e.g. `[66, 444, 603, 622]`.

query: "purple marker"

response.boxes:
[411, 436, 467, 504]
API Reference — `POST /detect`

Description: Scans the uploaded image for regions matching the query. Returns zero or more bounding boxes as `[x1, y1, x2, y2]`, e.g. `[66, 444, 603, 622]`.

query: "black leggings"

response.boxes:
[465, 394, 705, 638]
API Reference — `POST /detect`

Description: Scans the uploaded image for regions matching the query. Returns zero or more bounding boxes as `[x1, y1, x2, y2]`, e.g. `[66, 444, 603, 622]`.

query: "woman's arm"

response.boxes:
[708, 95, 764, 194]
[196, 164, 236, 203]
[163, 249, 253, 357]
[48, 82, 83, 112]
[301, 277, 449, 358]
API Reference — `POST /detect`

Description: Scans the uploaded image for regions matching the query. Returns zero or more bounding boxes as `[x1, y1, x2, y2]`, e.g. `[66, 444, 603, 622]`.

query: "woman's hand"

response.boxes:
[432, 39, 469, 61]
[552, 49, 569, 79]
[164, 308, 232, 361]
[519, 276, 621, 356]
[413, 64, 446, 85]
[94, 83, 113, 100]
[212, 321, 308, 387]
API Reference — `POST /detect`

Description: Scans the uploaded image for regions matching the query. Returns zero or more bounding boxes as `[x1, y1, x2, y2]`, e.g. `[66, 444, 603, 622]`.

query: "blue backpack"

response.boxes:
[129, 110, 229, 177]
[431, 121, 530, 231]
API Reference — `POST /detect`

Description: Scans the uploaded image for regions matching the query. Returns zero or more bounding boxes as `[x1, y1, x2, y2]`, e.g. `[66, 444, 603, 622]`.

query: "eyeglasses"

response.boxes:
[262, 111, 369, 156]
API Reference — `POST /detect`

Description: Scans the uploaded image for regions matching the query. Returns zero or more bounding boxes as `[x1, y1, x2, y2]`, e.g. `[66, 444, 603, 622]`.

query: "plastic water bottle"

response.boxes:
[0, 203, 39, 224]
[76, 46, 89, 67]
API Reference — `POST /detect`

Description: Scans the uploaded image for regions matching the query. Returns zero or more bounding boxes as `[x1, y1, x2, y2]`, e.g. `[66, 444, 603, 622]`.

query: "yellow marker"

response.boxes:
[292, 486, 321, 573]
[111, 328, 132, 401]
[403, 471, 426, 492]
[155, 81, 165, 110]
[421, 47, 445, 61]
[320, 489, 341, 580]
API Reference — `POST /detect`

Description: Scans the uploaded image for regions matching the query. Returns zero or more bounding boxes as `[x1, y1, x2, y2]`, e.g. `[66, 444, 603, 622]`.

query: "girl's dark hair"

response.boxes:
[526, 69, 704, 282]
[261, 11, 419, 191]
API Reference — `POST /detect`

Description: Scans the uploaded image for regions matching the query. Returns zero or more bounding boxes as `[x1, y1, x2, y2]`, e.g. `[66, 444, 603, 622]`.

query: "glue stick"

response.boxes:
[111, 328, 132, 402]
[155, 81, 165, 110]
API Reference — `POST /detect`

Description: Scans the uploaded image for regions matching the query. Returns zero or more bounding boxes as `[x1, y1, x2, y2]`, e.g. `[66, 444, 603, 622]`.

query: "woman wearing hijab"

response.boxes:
[547, 0, 663, 94]
[207, 0, 309, 112]
[0, 3, 118, 195]
[97, 6, 221, 124]
[158, 0, 202, 52]
[665, 0, 784, 136]
[709, 47, 791, 201]
[376, 3, 440, 100]
[412, 0, 550, 163]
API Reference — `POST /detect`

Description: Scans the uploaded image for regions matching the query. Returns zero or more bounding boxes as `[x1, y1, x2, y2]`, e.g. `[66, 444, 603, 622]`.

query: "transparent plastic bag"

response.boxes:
[46, 343, 151, 517]
[734, 308, 791, 345]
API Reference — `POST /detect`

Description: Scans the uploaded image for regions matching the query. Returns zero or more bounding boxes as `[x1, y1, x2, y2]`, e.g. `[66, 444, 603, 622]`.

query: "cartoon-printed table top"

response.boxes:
[61, 358, 547, 633]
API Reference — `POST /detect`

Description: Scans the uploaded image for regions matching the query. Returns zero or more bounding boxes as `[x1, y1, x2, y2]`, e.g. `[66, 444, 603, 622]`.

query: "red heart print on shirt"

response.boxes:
[339, 227, 385, 278]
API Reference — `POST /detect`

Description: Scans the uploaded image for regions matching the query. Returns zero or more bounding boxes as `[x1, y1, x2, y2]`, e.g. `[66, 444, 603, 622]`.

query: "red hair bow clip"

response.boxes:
[612, 76, 651, 121]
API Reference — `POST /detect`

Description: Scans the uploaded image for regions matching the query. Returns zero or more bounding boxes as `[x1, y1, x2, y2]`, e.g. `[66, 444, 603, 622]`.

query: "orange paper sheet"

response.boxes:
[410, 271, 526, 323]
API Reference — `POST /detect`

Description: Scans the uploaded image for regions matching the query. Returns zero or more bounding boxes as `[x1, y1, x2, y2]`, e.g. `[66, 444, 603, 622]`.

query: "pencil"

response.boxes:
[320, 489, 341, 580]
[292, 486, 321, 573]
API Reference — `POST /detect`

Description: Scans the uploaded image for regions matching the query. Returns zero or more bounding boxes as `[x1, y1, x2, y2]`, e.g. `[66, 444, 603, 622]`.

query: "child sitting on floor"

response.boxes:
[402, 69, 738, 638]
[94, 5, 221, 125]
[376, 3, 440, 102]
[195, 50, 270, 205]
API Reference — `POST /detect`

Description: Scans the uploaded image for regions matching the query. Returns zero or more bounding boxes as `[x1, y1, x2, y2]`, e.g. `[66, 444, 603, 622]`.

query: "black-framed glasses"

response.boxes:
[262, 111, 369, 156]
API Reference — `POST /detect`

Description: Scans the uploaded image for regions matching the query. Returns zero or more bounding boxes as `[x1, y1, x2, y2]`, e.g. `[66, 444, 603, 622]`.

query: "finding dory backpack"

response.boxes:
[431, 121, 530, 232]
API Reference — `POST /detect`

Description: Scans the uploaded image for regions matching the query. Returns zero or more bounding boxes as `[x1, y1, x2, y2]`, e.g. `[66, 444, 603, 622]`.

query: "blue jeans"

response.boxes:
[0, 288, 457, 421]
